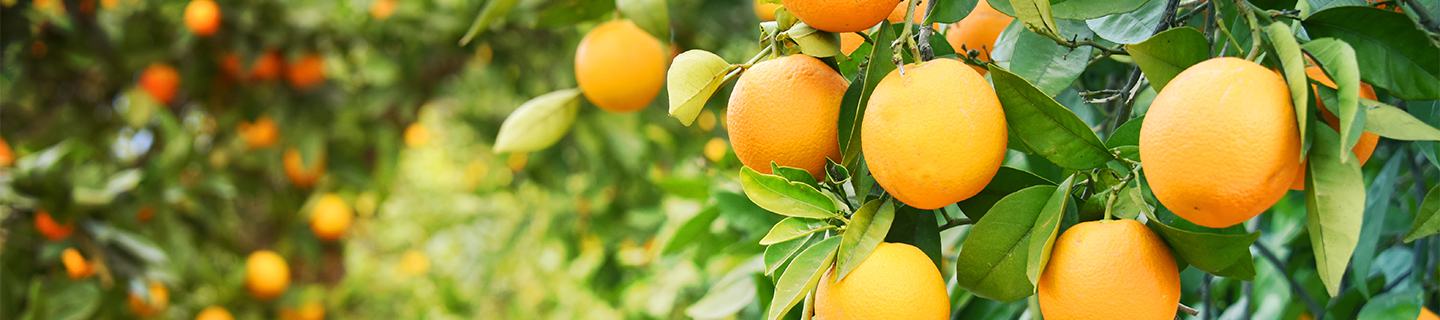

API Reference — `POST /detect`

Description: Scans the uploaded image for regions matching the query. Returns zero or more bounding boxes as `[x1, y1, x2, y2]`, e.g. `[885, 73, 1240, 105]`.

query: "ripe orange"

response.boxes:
[404, 123, 430, 148]
[1140, 57, 1300, 228]
[283, 148, 326, 188]
[782, 0, 897, 32]
[726, 54, 844, 178]
[35, 210, 74, 241]
[245, 250, 290, 300]
[945, 0, 1011, 73]
[310, 194, 353, 241]
[140, 63, 180, 105]
[370, 0, 396, 20]
[1421, 307, 1439, 320]
[1038, 219, 1180, 320]
[399, 250, 431, 276]
[574, 20, 666, 113]
[754, 0, 780, 21]
[280, 301, 325, 320]
[887, 0, 926, 24]
[127, 281, 170, 317]
[815, 242, 949, 319]
[840, 32, 864, 56]
[1290, 64, 1381, 190]
[863, 58, 1006, 209]
[195, 306, 234, 320]
[184, 0, 220, 36]
[239, 116, 280, 149]
[62, 247, 93, 279]
[286, 54, 326, 90]
[250, 50, 284, 81]
[0, 137, 13, 167]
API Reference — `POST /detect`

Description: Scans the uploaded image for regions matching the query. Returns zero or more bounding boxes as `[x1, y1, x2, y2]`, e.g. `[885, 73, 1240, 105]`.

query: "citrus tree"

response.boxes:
[3, 0, 1440, 319]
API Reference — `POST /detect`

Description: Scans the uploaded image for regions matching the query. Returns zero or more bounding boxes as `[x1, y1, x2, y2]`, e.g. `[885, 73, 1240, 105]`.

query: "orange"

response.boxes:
[140, 63, 180, 105]
[1038, 219, 1180, 320]
[887, 0, 926, 24]
[945, 0, 1011, 73]
[310, 194, 353, 241]
[239, 116, 280, 149]
[399, 250, 431, 276]
[1140, 57, 1300, 228]
[195, 306, 234, 320]
[283, 148, 326, 188]
[1289, 64, 1381, 190]
[35, 210, 74, 241]
[404, 123, 430, 148]
[127, 281, 169, 317]
[370, 0, 396, 20]
[1420, 307, 1439, 320]
[62, 247, 93, 279]
[815, 242, 948, 319]
[184, 0, 220, 36]
[220, 53, 244, 80]
[782, 0, 897, 32]
[0, 137, 13, 167]
[250, 50, 284, 81]
[862, 59, 1006, 209]
[286, 54, 326, 90]
[726, 54, 844, 178]
[754, 0, 780, 21]
[280, 301, 325, 320]
[840, 32, 864, 56]
[136, 206, 155, 222]
[574, 20, 666, 112]
[245, 250, 290, 300]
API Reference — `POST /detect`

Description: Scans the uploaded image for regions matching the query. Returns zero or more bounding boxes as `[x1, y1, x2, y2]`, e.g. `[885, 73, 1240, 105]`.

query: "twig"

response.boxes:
[917, 0, 940, 61]
[938, 216, 974, 231]
[1174, 0, 1213, 23]
[1238, 0, 1263, 61]
[1254, 243, 1326, 319]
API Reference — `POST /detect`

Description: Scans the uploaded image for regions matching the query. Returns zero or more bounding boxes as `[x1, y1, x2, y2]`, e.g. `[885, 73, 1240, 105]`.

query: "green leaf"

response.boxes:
[1304, 126, 1366, 297]
[1304, 38, 1364, 161]
[765, 234, 813, 276]
[1404, 185, 1440, 242]
[1105, 116, 1144, 148]
[493, 89, 582, 153]
[686, 259, 763, 319]
[1351, 155, 1403, 296]
[458, 0, 519, 45]
[739, 167, 840, 219]
[1126, 27, 1209, 90]
[1356, 289, 1423, 320]
[927, 0, 978, 24]
[766, 236, 840, 320]
[990, 67, 1112, 170]
[885, 206, 945, 267]
[771, 163, 819, 188]
[1304, 7, 1440, 100]
[1110, 179, 1151, 220]
[954, 185, 1056, 301]
[667, 50, 736, 126]
[1266, 22, 1309, 160]
[616, 0, 670, 40]
[991, 0, 1154, 20]
[955, 167, 1055, 220]
[662, 206, 722, 254]
[1306, 0, 1368, 13]
[23, 280, 100, 320]
[1362, 98, 1440, 141]
[839, 25, 897, 168]
[786, 23, 841, 58]
[760, 217, 834, 245]
[991, 19, 1093, 96]
[1146, 209, 1260, 279]
[834, 200, 895, 281]
[1026, 174, 1075, 285]
[1010, 0, 1062, 39]
[1084, 0, 1167, 44]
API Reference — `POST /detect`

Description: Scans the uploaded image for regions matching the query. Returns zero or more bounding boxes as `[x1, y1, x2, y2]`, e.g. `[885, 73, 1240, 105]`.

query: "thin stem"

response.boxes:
[917, 0, 941, 61]
[1239, 0, 1263, 61]
[1254, 243, 1325, 318]
[939, 216, 975, 231]
[1102, 185, 1118, 221]
[1179, 303, 1201, 316]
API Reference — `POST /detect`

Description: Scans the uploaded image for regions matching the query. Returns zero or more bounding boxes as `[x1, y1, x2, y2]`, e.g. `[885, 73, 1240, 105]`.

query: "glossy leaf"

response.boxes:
[1085, 0, 1167, 44]
[1361, 98, 1440, 141]
[992, 0, 1154, 20]
[1304, 38, 1363, 160]
[990, 67, 1112, 170]
[1026, 174, 1075, 285]
[766, 236, 840, 320]
[1356, 289, 1423, 320]
[839, 25, 897, 168]
[739, 167, 840, 219]
[771, 163, 819, 188]
[927, 0, 979, 24]
[1304, 126, 1366, 297]
[991, 19, 1093, 96]
[667, 50, 735, 126]
[760, 217, 833, 245]
[1265, 22, 1308, 159]
[493, 89, 582, 153]
[1304, 7, 1440, 100]
[1010, 0, 1061, 38]
[954, 185, 1056, 301]
[1404, 185, 1440, 242]
[786, 23, 841, 58]
[1146, 209, 1260, 279]
[764, 234, 814, 276]
[835, 200, 895, 281]
[955, 166, 1055, 220]
[1126, 27, 1209, 90]
[1105, 116, 1144, 148]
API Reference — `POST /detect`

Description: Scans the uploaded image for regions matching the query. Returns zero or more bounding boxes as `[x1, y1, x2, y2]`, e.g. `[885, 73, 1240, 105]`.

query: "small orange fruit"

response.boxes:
[1038, 219, 1180, 320]
[863, 58, 1006, 209]
[815, 242, 949, 319]
[286, 54, 326, 90]
[782, 0, 898, 32]
[245, 250, 290, 300]
[137, 206, 155, 222]
[754, 0, 781, 21]
[35, 210, 74, 241]
[184, 0, 221, 36]
[0, 137, 13, 167]
[238, 117, 280, 149]
[250, 50, 284, 81]
[403, 123, 430, 148]
[140, 63, 180, 105]
[283, 148, 326, 188]
[195, 306, 234, 320]
[726, 54, 844, 178]
[370, 0, 396, 20]
[309, 194, 353, 241]
[280, 301, 325, 320]
[945, 0, 1012, 73]
[1290, 64, 1381, 190]
[127, 281, 170, 317]
[574, 20, 667, 112]
[1140, 57, 1300, 228]
[62, 248, 93, 279]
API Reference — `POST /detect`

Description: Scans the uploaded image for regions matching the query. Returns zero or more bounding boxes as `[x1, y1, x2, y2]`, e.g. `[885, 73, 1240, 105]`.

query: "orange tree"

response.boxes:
[4, 0, 1440, 319]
